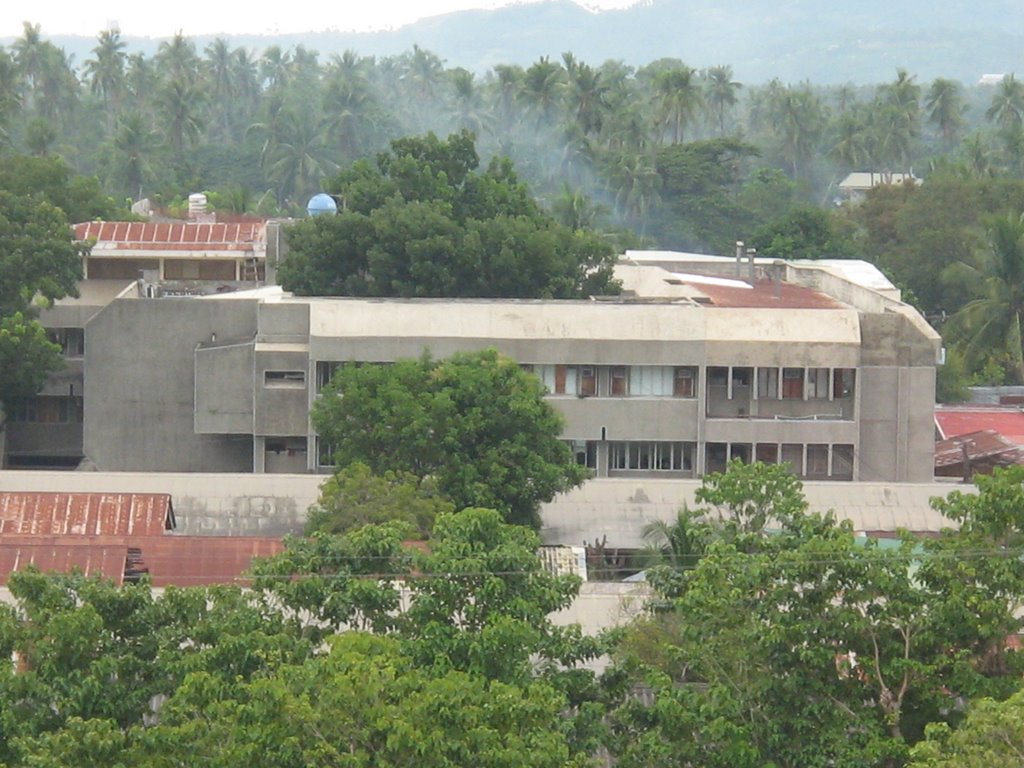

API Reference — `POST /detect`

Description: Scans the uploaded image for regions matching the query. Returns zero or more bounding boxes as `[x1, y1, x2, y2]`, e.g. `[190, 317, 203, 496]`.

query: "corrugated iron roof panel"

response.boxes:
[73, 221, 265, 251]
[0, 493, 173, 536]
[935, 406, 1024, 444]
[142, 536, 284, 587]
[0, 542, 127, 584]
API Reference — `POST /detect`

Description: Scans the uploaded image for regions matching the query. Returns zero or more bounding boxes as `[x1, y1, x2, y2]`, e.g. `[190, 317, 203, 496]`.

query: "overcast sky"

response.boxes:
[1, 0, 637, 38]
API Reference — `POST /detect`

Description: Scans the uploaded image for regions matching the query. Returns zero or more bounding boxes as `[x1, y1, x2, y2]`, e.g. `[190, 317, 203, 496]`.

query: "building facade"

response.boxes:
[82, 256, 941, 483]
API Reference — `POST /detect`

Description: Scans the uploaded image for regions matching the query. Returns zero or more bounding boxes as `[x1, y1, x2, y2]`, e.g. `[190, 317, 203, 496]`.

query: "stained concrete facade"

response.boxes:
[81, 256, 941, 483]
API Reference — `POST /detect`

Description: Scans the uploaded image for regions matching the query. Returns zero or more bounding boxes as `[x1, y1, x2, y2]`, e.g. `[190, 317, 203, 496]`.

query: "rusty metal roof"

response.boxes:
[142, 536, 284, 587]
[74, 221, 265, 253]
[0, 539, 129, 584]
[0, 493, 174, 536]
[697, 279, 846, 309]
[934, 429, 1024, 469]
[0, 533, 281, 587]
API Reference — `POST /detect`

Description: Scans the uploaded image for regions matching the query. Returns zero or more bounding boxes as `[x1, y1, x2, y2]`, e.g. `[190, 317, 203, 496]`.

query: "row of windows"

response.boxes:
[526, 364, 855, 400]
[706, 442, 854, 478]
[7, 396, 83, 424]
[708, 366, 855, 401]
[567, 440, 854, 479]
[524, 365, 697, 397]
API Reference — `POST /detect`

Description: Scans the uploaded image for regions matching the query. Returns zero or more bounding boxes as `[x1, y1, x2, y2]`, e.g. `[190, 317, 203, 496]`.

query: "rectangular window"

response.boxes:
[610, 366, 629, 396]
[566, 440, 598, 469]
[731, 443, 752, 464]
[316, 361, 341, 392]
[781, 443, 804, 475]
[609, 441, 692, 472]
[807, 444, 829, 476]
[629, 366, 675, 396]
[832, 444, 854, 479]
[47, 328, 85, 357]
[782, 368, 804, 399]
[756, 443, 779, 464]
[547, 364, 580, 395]
[705, 443, 728, 473]
[834, 368, 856, 398]
[579, 366, 597, 396]
[757, 367, 779, 399]
[808, 368, 830, 399]
[264, 370, 306, 388]
[674, 367, 696, 398]
[708, 367, 729, 387]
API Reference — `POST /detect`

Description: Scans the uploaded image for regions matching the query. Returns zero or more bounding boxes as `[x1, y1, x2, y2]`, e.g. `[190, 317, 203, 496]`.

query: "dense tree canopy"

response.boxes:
[312, 348, 588, 527]
[609, 462, 1024, 768]
[0, 165, 99, 409]
[279, 131, 619, 299]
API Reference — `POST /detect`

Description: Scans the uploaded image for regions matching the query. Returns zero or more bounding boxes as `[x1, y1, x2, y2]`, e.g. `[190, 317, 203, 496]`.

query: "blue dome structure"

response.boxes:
[307, 193, 338, 216]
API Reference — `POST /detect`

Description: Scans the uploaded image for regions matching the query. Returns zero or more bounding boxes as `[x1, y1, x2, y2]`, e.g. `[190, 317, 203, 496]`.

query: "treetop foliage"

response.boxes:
[312, 348, 588, 528]
[279, 130, 619, 299]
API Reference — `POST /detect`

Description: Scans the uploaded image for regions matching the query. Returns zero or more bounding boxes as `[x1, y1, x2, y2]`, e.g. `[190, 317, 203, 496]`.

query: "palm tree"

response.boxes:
[156, 75, 205, 161]
[323, 64, 375, 161]
[521, 56, 565, 128]
[642, 507, 711, 572]
[925, 77, 966, 148]
[264, 110, 335, 207]
[768, 85, 826, 178]
[155, 32, 200, 83]
[704, 65, 741, 136]
[110, 112, 157, 198]
[986, 75, 1024, 131]
[564, 58, 608, 137]
[653, 66, 702, 144]
[948, 211, 1024, 382]
[12, 22, 45, 105]
[447, 68, 491, 137]
[83, 28, 127, 127]
[203, 38, 235, 141]
[125, 53, 156, 115]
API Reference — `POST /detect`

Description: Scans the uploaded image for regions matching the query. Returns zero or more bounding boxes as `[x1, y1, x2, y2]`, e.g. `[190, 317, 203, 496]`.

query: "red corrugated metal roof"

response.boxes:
[0, 493, 174, 536]
[935, 406, 1024, 444]
[142, 537, 284, 587]
[697, 280, 845, 309]
[0, 541, 128, 584]
[73, 221, 265, 252]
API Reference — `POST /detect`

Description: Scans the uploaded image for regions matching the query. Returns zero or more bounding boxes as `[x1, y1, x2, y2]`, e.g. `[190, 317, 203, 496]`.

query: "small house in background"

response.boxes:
[934, 405, 1024, 479]
[838, 172, 922, 204]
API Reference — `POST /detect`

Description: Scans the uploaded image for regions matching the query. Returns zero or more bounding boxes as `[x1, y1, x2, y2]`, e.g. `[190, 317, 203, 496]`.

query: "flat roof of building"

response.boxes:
[300, 297, 862, 346]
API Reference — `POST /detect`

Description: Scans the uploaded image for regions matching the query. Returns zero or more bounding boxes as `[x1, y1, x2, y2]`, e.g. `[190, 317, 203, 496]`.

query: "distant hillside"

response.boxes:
[7, 0, 1024, 84]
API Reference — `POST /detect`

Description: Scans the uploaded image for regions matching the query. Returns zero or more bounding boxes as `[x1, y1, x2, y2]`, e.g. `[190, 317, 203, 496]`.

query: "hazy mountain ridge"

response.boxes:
[5, 0, 1024, 84]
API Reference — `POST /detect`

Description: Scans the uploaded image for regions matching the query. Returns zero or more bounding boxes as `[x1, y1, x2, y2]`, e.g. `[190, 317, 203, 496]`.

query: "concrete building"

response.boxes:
[2, 280, 134, 469]
[80, 254, 941, 483]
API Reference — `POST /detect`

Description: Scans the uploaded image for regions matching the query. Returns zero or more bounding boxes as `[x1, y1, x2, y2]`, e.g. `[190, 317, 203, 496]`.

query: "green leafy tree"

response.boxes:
[749, 205, 855, 259]
[279, 131, 618, 299]
[313, 349, 588, 528]
[610, 461, 1024, 768]
[304, 461, 453, 537]
[910, 688, 1024, 768]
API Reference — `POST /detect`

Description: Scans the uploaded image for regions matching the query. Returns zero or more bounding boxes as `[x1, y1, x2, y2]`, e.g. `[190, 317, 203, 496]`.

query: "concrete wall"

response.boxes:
[195, 343, 254, 434]
[85, 299, 259, 472]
